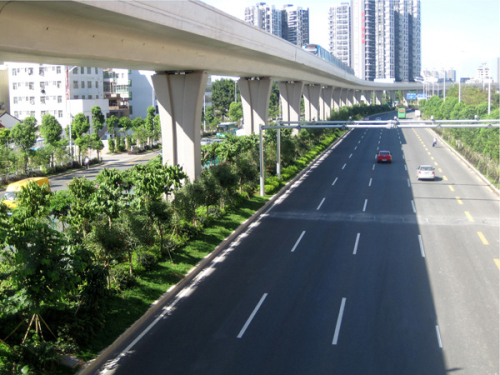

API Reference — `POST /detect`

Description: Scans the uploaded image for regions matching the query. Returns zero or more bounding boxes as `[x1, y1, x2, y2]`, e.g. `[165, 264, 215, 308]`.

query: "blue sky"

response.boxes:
[204, 0, 499, 80]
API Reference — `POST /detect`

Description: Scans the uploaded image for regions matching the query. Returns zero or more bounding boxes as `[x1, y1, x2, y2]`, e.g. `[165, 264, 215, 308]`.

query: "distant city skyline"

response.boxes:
[203, 0, 499, 81]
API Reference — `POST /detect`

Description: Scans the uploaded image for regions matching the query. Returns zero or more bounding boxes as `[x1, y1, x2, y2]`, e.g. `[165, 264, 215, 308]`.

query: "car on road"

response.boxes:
[2, 177, 51, 211]
[417, 165, 435, 180]
[376, 151, 392, 163]
[375, 117, 381, 121]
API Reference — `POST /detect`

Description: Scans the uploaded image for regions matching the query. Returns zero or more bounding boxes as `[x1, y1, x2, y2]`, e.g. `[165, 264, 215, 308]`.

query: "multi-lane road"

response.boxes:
[89, 114, 499, 375]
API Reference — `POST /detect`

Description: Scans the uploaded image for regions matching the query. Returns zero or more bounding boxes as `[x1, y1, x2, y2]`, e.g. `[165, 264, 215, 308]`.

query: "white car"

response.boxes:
[417, 165, 435, 180]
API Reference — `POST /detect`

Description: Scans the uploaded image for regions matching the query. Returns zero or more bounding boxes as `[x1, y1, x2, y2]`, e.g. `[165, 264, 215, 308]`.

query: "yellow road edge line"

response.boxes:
[434, 162, 439, 166]
[448, 185, 455, 192]
[443, 176, 448, 181]
[494, 259, 500, 270]
[438, 168, 443, 172]
[455, 196, 463, 205]
[477, 232, 489, 245]
[465, 211, 474, 222]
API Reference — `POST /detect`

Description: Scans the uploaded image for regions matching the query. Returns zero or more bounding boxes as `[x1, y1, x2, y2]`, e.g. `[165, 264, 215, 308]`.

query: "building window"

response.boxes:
[57, 81, 62, 88]
[88, 81, 91, 88]
[12, 69, 16, 76]
[73, 81, 79, 89]
[58, 96, 62, 103]
[88, 95, 92, 99]
[87, 67, 91, 74]
[13, 97, 18, 104]
[28, 68, 33, 75]
[58, 110, 63, 118]
[30, 111, 35, 117]
[12, 82, 17, 90]
[95, 67, 98, 74]
[81, 81, 85, 88]
[57, 66, 61, 74]
[82, 95, 86, 99]
[29, 82, 34, 90]
[40, 82, 45, 89]
[14, 111, 19, 118]
[95, 81, 99, 89]
[129, 106, 133, 115]
[41, 97, 46, 104]
[80, 67, 84, 74]
[39, 67, 45, 76]
[74, 95, 79, 99]
[30, 97, 35, 105]
[73, 68, 78, 75]
[41, 111, 46, 116]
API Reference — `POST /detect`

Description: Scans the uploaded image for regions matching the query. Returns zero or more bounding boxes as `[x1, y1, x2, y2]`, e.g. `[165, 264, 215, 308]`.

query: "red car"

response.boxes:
[377, 151, 392, 163]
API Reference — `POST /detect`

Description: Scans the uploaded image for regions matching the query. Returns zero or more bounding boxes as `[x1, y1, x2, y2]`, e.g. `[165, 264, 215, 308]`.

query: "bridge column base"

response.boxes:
[279, 81, 304, 134]
[375, 90, 383, 105]
[152, 70, 208, 182]
[239, 77, 272, 135]
[332, 88, 342, 110]
[320, 86, 333, 120]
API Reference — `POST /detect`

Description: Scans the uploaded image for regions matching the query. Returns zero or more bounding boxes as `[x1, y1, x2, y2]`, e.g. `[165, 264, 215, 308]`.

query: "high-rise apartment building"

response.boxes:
[245, 2, 283, 37]
[8, 63, 108, 131]
[328, 3, 351, 67]
[244, 3, 309, 47]
[331, 0, 420, 82]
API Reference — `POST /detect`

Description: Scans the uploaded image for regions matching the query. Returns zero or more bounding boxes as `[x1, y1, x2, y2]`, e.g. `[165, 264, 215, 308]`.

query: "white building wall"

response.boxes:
[351, 0, 366, 80]
[8, 63, 106, 134]
[329, 3, 350, 67]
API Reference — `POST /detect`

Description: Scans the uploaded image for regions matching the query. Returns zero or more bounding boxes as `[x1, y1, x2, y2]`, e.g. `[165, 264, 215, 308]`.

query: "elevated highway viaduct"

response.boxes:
[0, 0, 426, 181]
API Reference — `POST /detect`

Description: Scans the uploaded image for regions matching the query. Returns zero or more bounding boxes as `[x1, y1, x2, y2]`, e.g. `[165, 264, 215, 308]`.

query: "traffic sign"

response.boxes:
[417, 93, 427, 99]
[407, 92, 417, 100]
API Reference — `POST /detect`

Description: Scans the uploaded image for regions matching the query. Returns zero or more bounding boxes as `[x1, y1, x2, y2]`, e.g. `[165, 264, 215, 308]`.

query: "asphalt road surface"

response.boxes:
[90, 115, 499, 375]
[47, 150, 161, 192]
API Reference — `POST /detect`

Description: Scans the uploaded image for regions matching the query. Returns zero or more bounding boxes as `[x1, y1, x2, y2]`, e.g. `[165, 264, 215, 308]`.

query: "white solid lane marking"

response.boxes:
[317, 198, 326, 210]
[349, 153, 353, 158]
[418, 235, 425, 257]
[354, 146, 357, 150]
[291, 231, 306, 253]
[436, 325, 443, 348]
[407, 179, 410, 187]
[237, 293, 268, 338]
[372, 164, 375, 170]
[342, 163, 347, 170]
[411, 200, 416, 213]
[353, 233, 361, 255]
[332, 298, 347, 345]
[362, 199, 368, 212]
[369, 178, 372, 187]
[332, 177, 338, 186]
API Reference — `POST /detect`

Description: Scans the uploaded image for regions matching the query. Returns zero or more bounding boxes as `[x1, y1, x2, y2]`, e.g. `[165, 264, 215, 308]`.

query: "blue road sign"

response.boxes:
[406, 92, 417, 100]
[417, 93, 427, 99]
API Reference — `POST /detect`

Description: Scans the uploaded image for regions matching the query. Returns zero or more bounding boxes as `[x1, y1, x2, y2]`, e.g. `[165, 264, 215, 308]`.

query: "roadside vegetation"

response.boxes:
[419, 85, 499, 187]
[0, 106, 161, 188]
[0, 101, 392, 374]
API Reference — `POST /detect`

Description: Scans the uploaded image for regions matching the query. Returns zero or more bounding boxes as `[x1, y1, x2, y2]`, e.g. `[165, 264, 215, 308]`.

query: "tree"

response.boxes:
[0, 128, 11, 145]
[91, 106, 105, 134]
[40, 114, 63, 168]
[212, 79, 238, 119]
[71, 113, 90, 138]
[144, 106, 156, 146]
[10, 116, 37, 175]
[228, 102, 243, 123]
[107, 115, 119, 136]
[154, 114, 161, 142]
[90, 131, 104, 160]
[119, 116, 133, 132]
[93, 168, 129, 228]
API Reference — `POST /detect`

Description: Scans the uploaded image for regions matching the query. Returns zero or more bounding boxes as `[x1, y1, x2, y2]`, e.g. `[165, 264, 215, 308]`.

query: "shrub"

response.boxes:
[136, 251, 158, 271]
[112, 267, 135, 289]
[108, 138, 115, 153]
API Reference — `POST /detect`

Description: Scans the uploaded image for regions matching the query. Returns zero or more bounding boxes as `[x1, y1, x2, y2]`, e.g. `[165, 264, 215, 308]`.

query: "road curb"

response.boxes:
[78, 130, 350, 375]
[429, 129, 499, 196]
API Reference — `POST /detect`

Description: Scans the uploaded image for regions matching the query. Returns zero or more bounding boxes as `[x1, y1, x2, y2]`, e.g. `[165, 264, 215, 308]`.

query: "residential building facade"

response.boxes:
[328, 3, 351, 67]
[7, 63, 108, 132]
[244, 3, 309, 47]
[331, 0, 421, 82]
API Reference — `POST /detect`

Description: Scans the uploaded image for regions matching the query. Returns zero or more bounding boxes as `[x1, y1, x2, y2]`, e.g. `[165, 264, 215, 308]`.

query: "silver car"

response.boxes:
[417, 165, 435, 180]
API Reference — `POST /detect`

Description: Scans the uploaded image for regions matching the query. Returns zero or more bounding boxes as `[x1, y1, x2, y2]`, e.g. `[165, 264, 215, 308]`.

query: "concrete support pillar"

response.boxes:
[238, 77, 272, 135]
[332, 87, 342, 110]
[340, 88, 348, 107]
[345, 89, 354, 107]
[278, 81, 304, 123]
[389, 90, 396, 105]
[362, 90, 372, 105]
[319, 86, 334, 120]
[303, 84, 322, 121]
[152, 70, 208, 183]
[375, 90, 383, 105]
[354, 90, 362, 105]
[401, 90, 408, 106]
